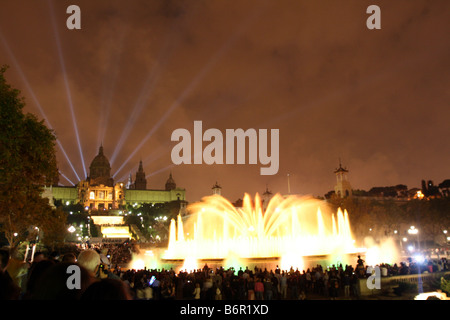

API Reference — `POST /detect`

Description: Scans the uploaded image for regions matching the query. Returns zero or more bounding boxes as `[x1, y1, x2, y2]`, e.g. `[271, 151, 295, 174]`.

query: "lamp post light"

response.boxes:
[34, 226, 40, 243]
[407, 226, 418, 235]
[407, 226, 419, 251]
[400, 237, 408, 251]
[68, 225, 76, 242]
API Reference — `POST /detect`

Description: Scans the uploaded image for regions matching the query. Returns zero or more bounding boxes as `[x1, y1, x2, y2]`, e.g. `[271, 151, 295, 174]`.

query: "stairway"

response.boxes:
[130, 224, 146, 241]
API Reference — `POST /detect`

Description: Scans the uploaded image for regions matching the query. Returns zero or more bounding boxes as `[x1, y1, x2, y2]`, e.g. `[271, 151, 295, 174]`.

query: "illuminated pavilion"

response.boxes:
[45, 145, 186, 211]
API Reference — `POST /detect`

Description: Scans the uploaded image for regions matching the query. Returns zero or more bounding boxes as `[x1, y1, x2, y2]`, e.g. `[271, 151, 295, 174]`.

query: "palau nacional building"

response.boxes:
[43, 145, 186, 211]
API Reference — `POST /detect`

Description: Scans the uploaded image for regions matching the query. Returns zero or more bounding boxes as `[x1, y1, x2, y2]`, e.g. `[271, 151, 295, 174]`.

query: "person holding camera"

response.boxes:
[77, 249, 120, 281]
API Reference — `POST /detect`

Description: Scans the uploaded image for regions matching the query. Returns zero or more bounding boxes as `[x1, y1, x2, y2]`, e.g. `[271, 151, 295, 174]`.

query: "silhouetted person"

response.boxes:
[77, 249, 101, 276]
[23, 259, 56, 299]
[0, 248, 10, 273]
[62, 252, 77, 263]
[32, 251, 45, 264]
[0, 249, 19, 300]
[32, 262, 95, 300]
[48, 251, 60, 263]
[81, 278, 132, 300]
[0, 270, 20, 300]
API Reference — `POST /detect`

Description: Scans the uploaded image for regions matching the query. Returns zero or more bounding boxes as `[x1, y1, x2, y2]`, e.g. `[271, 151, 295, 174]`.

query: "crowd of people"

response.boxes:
[118, 254, 450, 301]
[86, 242, 134, 266]
[119, 263, 360, 300]
[0, 244, 449, 300]
[374, 258, 449, 277]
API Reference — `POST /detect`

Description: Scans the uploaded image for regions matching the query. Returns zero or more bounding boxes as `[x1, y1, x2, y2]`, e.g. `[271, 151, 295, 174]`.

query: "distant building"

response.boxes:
[45, 145, 186, 210]
[165, 172, 177, 191]
[334, 161, 352, 198]
[212, 182, 222, 196]
[324, 158, 450, 202]
[132, 160, 147, 190]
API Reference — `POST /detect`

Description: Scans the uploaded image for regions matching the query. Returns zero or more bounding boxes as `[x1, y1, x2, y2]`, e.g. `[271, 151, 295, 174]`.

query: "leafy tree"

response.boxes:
[404, 198, 450, 242]
[0, 66, 58, 249]
[441, 277, 450, 295]
[372, 200, 404, 237]
[326, 194, 450, 247]
[40, 207, 68, 251]
[125, 201, 182, 241]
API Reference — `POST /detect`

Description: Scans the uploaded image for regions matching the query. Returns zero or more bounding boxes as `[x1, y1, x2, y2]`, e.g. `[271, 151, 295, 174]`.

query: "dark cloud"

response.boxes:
[0, 0, 449, 202]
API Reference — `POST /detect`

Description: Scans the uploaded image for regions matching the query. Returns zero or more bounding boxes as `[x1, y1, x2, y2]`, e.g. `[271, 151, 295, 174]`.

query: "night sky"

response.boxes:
[0, 0, 449, 203]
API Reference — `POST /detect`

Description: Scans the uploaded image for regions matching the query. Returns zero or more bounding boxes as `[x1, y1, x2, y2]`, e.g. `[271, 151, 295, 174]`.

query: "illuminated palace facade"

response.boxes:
[45, 145, 186, 211]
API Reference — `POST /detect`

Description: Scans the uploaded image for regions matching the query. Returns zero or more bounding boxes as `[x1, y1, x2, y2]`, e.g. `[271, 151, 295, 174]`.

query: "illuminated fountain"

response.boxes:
[162, 193, 359, 271]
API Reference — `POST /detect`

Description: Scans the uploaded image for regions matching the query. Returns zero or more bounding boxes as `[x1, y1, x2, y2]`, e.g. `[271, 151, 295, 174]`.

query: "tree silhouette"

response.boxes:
[0, 66, 58, 248]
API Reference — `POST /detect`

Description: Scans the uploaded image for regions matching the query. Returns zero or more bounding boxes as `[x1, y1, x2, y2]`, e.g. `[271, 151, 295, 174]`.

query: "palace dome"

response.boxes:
[91, 146, 110, 168]
[89, 145, 113, 186]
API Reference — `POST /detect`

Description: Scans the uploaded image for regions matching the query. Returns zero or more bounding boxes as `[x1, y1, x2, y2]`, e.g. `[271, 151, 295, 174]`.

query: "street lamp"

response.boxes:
[407, 226, 420, 256]
[408, 226, 419, 235]
[34, 226, 40, 242]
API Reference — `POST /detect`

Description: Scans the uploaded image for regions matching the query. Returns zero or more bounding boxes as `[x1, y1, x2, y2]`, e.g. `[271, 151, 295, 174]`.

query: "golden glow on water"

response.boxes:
[164, 193, 357, 262]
